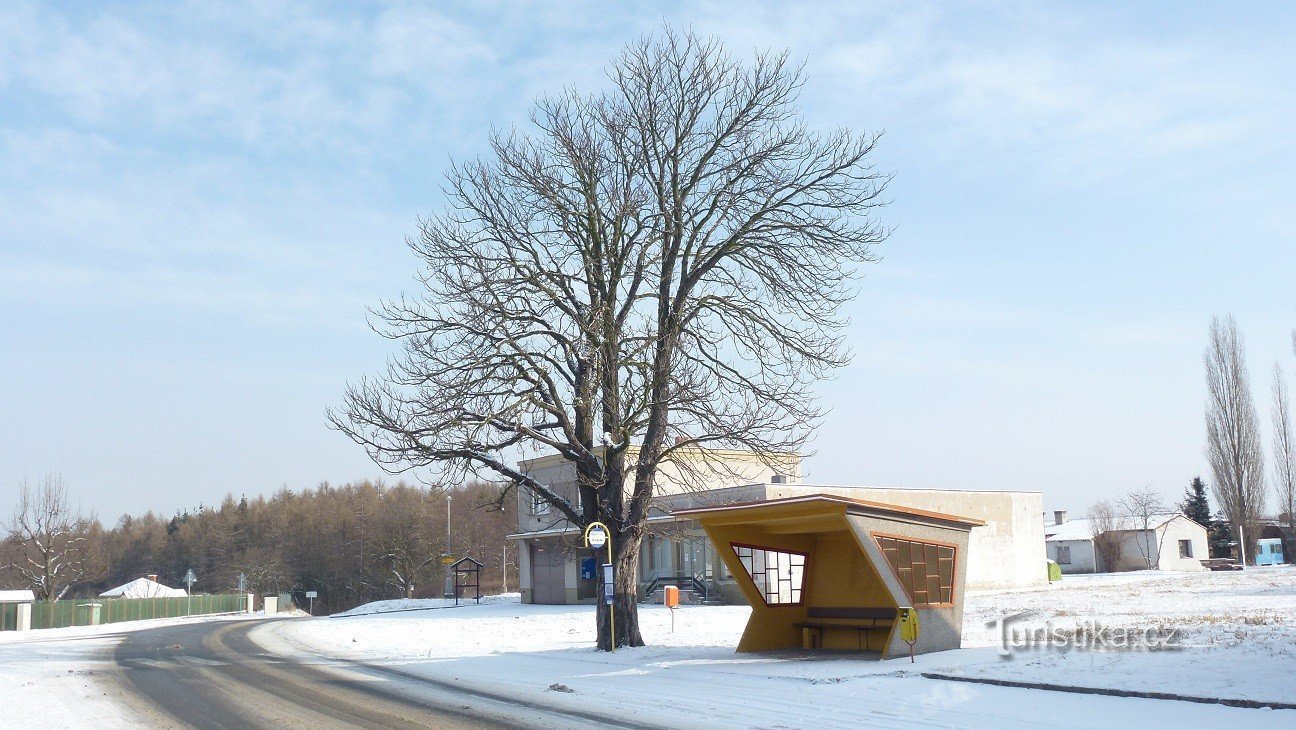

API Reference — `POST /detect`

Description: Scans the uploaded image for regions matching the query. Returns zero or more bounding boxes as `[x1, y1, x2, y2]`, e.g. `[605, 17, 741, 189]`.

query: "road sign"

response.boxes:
[440, 555, 456, 565]
[587, 525, 607, 549]
[305, 590, 317, 598]
[237, 572, 247, 592]
[184, 569, 196, 617]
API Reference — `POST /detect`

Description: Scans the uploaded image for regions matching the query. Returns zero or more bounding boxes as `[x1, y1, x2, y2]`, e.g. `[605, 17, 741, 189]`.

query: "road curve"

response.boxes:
[112, 618, 508, 729]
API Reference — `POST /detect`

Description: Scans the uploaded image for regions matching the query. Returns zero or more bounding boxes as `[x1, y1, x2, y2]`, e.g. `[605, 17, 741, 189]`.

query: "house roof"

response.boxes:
[99, 577, 188, 598]
[1045, 513, 1192, 542]
[0, 589, 35, 603]
[1044, 518, 1096, 541]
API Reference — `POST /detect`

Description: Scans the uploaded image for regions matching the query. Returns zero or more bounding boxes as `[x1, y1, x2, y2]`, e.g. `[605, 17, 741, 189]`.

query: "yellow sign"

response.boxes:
[440, 555, 456, 565]
[898, 607, 919, 643]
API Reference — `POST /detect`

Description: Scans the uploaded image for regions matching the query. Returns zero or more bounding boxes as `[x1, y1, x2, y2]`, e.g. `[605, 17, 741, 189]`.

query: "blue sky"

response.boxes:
[2, 1, 1294, 522]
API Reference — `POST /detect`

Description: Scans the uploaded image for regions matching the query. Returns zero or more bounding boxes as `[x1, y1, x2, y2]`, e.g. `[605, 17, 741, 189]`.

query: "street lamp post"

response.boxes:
[444, 492, 454, 598]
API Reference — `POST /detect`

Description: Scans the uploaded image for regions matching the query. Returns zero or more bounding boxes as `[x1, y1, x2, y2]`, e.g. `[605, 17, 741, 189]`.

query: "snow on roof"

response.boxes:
[1045, 518, 1096, 541]
[0, 589, 35, 602]
[1045, 513, 1188, 541]
[99, 577, 188, 598]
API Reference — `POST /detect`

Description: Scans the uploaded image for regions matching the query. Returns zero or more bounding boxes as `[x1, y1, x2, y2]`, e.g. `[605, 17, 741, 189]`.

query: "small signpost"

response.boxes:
[584, 521, 615, 652]
[237, 572, 247, 592]
[440, 554, 456, 598]
[305, 590, 318, 615]
[184, 568, 197, 616]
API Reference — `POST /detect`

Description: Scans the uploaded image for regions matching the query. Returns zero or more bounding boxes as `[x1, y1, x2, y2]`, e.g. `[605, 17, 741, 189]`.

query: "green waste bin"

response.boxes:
[1046, 559, 1062, 583]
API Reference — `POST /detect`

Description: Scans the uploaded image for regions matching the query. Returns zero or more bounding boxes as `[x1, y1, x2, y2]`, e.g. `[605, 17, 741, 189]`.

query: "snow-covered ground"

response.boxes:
[0, 614, 252, 727]
[333, 592, 522, 616]
[259, 566, 1296, 728]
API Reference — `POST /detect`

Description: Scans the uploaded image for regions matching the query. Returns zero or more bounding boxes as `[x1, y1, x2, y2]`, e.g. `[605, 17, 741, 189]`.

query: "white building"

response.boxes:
[1044, 511, 1208, 574]
[508, 448, 1047, 604]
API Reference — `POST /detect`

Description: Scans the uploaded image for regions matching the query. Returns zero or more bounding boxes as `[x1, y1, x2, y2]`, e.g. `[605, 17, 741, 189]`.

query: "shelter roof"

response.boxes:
[673, 493, 985, 530]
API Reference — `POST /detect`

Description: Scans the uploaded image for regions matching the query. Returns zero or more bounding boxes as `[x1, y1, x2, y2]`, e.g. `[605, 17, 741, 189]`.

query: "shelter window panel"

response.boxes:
[875, 535, 957, 606]
[732, 543, 806, 605]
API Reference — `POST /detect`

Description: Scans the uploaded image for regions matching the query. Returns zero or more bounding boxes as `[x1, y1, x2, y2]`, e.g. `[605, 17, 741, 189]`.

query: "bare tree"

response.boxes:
[371, 487, 446, 599]
[1088, 500, 1122, 572]
[1204, 315, 1267, 563]
[1118, 487, 1169, 570]
[331, 27, 888, 649]
[4, 474, 97, 600]
[1273, 364, 1296, 528]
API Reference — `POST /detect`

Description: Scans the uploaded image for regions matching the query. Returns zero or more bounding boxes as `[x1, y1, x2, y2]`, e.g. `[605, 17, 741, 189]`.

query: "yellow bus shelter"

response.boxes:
[675, 494, 984, 658]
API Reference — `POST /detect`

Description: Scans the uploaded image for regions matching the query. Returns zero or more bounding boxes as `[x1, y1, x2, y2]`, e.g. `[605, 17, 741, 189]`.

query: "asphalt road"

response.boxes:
[108, 619, 532, 729]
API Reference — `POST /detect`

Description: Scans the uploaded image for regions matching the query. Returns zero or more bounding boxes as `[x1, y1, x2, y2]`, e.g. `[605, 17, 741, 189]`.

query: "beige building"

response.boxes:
[508, 449, 1046, 604]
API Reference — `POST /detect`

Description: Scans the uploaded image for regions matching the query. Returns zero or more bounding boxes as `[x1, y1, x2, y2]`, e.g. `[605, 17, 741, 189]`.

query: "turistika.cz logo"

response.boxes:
[988, 611, 1182, 658]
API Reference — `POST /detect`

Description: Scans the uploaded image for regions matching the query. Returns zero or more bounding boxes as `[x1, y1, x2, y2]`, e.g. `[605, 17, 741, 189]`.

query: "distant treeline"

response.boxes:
[2, 475, 517, 615]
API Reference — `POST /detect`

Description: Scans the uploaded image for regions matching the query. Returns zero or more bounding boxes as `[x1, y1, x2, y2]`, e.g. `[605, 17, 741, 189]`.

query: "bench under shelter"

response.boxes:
[674, 494, 983, 659]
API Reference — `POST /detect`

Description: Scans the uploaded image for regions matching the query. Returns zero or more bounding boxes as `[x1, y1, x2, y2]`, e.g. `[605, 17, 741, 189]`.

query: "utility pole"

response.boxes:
[502, 544, 508, 593]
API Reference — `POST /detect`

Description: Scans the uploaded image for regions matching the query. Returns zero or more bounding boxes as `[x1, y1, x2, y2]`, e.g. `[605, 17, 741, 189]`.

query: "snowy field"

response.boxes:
[257, 566, 1296, 729]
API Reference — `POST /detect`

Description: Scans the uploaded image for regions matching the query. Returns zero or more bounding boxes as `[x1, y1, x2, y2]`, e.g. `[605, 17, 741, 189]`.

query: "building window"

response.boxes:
[1178, 539, 1192, 558]
[1055, 545, 1071, 565]
[531, 489, 549, 515]
[875, 535, 956, 606]
[732, 543, 805, 605]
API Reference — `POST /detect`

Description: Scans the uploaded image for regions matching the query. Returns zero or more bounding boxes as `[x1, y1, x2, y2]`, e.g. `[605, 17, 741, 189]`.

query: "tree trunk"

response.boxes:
[596, 530, 645, 650]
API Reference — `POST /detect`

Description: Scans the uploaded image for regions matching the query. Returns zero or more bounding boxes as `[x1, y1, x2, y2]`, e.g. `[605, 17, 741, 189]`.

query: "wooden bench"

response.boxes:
[795, 607, 897, 652]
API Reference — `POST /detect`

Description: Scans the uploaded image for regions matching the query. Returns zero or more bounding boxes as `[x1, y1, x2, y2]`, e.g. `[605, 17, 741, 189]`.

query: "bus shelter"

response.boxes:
[675, 494, 983, 659]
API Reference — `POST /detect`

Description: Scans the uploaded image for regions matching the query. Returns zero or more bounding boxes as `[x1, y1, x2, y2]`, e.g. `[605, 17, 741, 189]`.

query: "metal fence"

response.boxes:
[0, 593, 245, 630]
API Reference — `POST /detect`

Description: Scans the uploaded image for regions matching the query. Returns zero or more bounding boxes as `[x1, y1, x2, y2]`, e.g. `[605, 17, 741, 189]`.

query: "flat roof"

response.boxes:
[674, 493, 986, 528]
[0, 589, 35, 603]
[759, 482, 1041, 496]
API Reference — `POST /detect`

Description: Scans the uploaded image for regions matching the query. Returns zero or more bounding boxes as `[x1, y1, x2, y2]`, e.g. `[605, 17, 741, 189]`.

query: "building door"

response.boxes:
[681, 537, 710, 578]
[530, 542, 566, 604]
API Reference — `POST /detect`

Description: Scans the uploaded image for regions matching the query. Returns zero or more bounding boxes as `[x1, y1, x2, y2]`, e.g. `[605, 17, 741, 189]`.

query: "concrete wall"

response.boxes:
[847, 513, 970, 658]
[518, 538, 533, 603]
[769, 485, 1047, 590]
[1048, 539, 1097, 574]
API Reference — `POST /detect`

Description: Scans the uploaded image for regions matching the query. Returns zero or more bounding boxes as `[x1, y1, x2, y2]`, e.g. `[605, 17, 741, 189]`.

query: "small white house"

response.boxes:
[1044, 512, 1099, 574]
[100, 575, 187, 598]
[1044, 510, 1208, 573]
